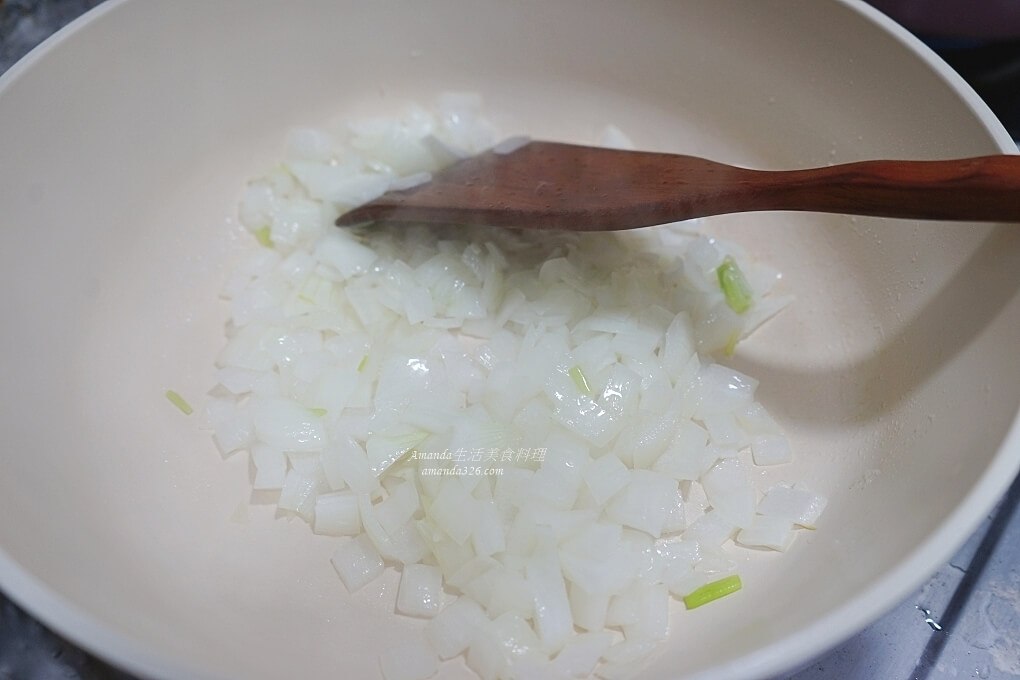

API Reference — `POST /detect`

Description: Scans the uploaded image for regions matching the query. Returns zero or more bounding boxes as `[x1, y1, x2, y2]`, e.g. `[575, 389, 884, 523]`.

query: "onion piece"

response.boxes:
[527, 536, 574, 650]
[312, 491, 361, 536]
[397, 564, 444, 618]
[736, 515, 796, 551]
[330, 534, 384, 592]
[751, 434, 794, 466]
[426, 598, 488, 660]
[757, 483, 828, 528]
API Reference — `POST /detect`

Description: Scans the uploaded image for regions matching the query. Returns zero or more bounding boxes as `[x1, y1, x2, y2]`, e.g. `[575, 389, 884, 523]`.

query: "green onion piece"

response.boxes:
[723, 330, 740, 357]
[717, 256, 753, 314]
[165, 390, 193, 415]
[683, 574, 742, 609]
[309, 407, 327, 417]
[568, 365, 593, 395]
[357, 354, 369, 372]
[254, 226, 274, 248]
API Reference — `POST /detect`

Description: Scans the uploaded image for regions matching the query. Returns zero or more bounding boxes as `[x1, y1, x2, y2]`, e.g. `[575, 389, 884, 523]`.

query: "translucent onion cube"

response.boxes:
[751, 435, 793, 466]
[757, 483, 828, 528]
[387, 520, 430, 565]
[248, 397, 325, 452]
[313, 491, 361, 536]
[397, 564, 444, 618]
[215, 323, 274, 371]
[700, 457, 755, 529]
[622, 582, 670, 641]
[303, 365, 359, 418]
[560, 548, 641, 597]
[667, 570, 711, 599]
[320, 437, 378, 494]
[606, 591, 639, 627]
[656, 419, 710, 477]
[703, 412, 743, 448]
[735, 402, 783, 436]
[610, 323, 662, 361]
[425, 598, 487, 659]
[686, 236, 726, 280]
[375, 480, 420, 535]
[379, 635, 439, 680]
[358, 494, 402, 562]
[657, 539, 701, 585]
[528, 465, 582, 512]
[682, 509, 736, 547]
[582, 454, 630, 505]
[551, 631, 614, 678]
[365, 428, 429, 477]
[428, 478, 477, 544]
[736, 515, 797, 551]
[486, 569, 534, 619]
[472, 500, 507, 557]
[214, 366, 261, 395]
[601, 637, 662, 667]
[526, 538, 574, 650]
[330, 534, 384, 592]
[286, 451, 323, 478]
[428, 532, 476, 577]
[467, 622, 508, 680]
[270, 195, 324, 246]
[605, 470, 678, 538]
[569, 582, 610, 632]
[238, 181, 276, 232]
[694, 363, 758, 417]
[661, 312, 695, 377]
[314, 229, 378, 279]
[447, 555, 499, 590]
[613, 412, 678, 469]
[205, 397, 254, 455]
[561, 522, 622, 561]
[507, 654, 561, 680]
[277, 469, 323, 521]
[695, 549, 738, 577]
[661, 487, 686, 535]
[545, 364, 626, 448]
[250, 443, 287, 490]
[491, 611, 541, 658]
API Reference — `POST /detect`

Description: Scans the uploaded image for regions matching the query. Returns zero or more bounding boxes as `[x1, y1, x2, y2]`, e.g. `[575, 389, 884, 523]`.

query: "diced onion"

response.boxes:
[757, 483, 828, 528]
[330, 534, 384, 592]
[751, 434, 794, 466]
[397, 564, 444, 618]
[736, 515, 797, 551]
[209, 95, 825, 680]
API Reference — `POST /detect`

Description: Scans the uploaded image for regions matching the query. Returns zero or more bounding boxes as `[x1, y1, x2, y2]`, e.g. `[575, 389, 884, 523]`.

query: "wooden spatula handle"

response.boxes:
[748, 156, 1020, 221]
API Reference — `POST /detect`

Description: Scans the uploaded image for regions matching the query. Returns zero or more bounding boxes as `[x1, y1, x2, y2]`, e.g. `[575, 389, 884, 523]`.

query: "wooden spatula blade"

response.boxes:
[335, 141, 746, 231]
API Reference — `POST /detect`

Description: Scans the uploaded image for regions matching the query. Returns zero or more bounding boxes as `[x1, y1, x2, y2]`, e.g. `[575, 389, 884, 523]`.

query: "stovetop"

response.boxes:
[2, 2, 1018, 679]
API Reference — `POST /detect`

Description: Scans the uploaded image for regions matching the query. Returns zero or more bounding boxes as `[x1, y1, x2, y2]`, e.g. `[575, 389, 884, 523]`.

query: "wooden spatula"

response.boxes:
[335, 141, 1020, 231]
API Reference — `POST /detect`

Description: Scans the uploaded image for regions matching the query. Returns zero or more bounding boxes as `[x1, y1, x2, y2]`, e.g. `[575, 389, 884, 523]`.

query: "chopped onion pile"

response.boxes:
[206, 94, 827, 680]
